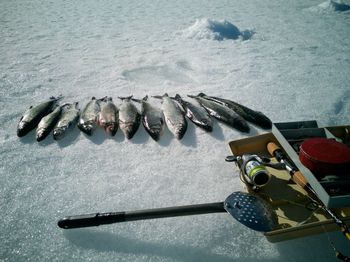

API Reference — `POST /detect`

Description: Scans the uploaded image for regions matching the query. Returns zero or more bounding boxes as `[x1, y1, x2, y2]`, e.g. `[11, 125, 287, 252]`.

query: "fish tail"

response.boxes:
[97, 96, 108, 102]
[174, 94, 183, 101]
[152, 95, 163, 99]
[118, 95, 133, 101]
[131, 98, 142, 103]
[50, 94, 64, 101]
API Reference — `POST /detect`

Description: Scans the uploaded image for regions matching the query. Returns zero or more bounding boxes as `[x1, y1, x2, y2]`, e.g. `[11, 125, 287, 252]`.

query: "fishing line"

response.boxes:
[323, 225, 350, 261]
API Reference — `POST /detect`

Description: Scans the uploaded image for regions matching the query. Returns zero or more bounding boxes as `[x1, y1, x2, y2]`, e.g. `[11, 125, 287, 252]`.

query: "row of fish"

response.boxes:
[17, 93, 272, 142]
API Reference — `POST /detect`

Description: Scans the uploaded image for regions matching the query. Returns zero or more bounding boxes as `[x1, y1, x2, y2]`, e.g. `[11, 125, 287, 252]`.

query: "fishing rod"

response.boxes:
[58, 191, 278, 233]
[267, 142, 350, 241]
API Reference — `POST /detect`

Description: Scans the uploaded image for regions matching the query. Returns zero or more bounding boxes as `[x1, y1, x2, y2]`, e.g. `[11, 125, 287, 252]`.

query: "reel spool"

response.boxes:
[226, 154, 271, 188]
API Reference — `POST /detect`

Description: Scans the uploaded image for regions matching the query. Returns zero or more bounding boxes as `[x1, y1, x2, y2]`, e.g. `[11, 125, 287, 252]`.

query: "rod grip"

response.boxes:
[267, 142, 280, 157]
[267, 142, 309, 188]
[292, 171, 309, 189]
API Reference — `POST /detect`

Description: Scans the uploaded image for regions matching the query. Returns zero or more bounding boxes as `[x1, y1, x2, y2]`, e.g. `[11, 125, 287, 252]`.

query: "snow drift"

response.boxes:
[181, 18, 254, 41]
[308, 0, 350, 12]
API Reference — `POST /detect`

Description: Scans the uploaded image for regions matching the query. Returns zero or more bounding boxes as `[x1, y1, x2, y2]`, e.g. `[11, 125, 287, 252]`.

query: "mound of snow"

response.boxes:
[315, 0, 350, 12]
[181, 18, 254, 41]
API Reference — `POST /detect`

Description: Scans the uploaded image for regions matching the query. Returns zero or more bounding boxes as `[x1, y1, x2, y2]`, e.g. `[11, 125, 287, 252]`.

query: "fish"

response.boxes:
[36, 105, 62, 141]
[53, 102, 80, 140]
[197, 93, 272, 129]
[97, 97, 119, 136]
[118, 96, 141, 139]
[153, 93, 187, 140]
[188, 94, 250, 133]
[173, 94, 213, 132]
[77, 97, 103, 136]
[17, 95, 63, 137]
[133, 95, 164, 141]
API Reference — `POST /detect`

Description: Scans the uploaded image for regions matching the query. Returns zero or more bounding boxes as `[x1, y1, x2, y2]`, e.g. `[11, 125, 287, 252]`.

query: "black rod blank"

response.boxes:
[58, 202, 226, 229]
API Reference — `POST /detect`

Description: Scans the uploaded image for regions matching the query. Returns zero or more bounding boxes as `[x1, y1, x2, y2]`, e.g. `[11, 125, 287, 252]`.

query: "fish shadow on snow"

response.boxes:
[209, 121, 225, 141]
[18, 129, 37, 145]
[180, 121, 197, 148]
[127, 125, 150, 145]
[56, 126, 81, 148]
[37, 134, 56, 146]
[158, 127, 174, 147]
[63, 229, 236, 262]
[83, 127, 108, 145]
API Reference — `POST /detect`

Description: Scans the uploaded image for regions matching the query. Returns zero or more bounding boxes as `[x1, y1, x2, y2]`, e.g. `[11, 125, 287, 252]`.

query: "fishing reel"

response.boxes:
[226, 154, 272, 190]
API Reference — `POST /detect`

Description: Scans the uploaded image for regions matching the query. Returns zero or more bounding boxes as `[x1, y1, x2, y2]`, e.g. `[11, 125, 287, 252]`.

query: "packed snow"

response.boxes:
[180, 18, 254, 41]
[1, 0, 350, 261]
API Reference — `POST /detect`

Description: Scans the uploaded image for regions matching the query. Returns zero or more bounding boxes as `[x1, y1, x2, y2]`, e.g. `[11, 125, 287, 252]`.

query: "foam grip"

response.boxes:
[267, 142, 280, 156]
[292, 171, 309, 189]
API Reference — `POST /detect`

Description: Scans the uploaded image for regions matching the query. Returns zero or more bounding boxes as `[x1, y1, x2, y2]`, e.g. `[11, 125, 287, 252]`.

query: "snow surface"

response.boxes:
[1, 0, 350, 261]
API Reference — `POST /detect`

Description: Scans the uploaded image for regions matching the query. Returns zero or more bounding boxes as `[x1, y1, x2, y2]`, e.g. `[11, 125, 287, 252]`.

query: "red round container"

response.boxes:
[299, 138, 350, 178]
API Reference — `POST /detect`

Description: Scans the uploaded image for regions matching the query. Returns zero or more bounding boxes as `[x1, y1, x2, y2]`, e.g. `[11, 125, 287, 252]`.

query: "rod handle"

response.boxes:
[292, 171, 309, 189]
[266, 142, 280, 157]
[267, 142, 309, 188]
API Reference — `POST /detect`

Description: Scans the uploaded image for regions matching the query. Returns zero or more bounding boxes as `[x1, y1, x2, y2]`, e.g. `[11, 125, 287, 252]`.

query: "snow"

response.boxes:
[1, 0, 350, 261]
[180, 18, 254, 41]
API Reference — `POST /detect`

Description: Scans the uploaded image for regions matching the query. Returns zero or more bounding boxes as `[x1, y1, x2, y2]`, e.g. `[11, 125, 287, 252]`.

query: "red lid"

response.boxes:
[299, 138, 350, 177]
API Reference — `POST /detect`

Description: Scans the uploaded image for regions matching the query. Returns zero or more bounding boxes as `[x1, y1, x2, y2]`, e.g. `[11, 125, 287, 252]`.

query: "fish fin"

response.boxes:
[187, 94, 197, 98]
[74, 102, 79, 109]
[197, 93, 206, 97]
[91, 97, 96, 100]
[142, 95, 149, 101]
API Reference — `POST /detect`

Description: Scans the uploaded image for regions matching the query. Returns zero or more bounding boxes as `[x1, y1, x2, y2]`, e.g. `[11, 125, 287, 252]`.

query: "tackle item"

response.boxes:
[267, 142, 350, 241]
[267, 142, 308, 188]
[58, 191, 277, 232]
[226, 154, 271, 187]
[299, 138, 350, 178]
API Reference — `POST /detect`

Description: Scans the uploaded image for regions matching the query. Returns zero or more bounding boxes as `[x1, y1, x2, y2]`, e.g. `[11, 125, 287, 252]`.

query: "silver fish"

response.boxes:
[97, 97, 119, 136]
[36, 106, 62, 141]
[198, 93, 272, 129]
[154, 93, 187, 140]
[174, 94, 213, 132]
[188, 95, 250, 133]
[134, 96, 164, 141]
[118, 96, 141, 139]
[53, 102, 80, 140]
[77, 97, 102, 136]
[17, 95, 63, 137]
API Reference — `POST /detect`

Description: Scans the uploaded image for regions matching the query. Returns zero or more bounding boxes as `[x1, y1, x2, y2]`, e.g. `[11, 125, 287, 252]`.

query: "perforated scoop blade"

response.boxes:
[224, 191, 277, 232]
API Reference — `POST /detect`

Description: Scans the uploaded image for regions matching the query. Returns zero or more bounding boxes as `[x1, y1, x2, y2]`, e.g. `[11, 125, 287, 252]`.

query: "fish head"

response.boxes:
[77, 123, 93, 136]
[36, 127, 47, 142]
[105, 123, 118, 136]
[53, 127, 67, 140]
[17, 120, 34, 137]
